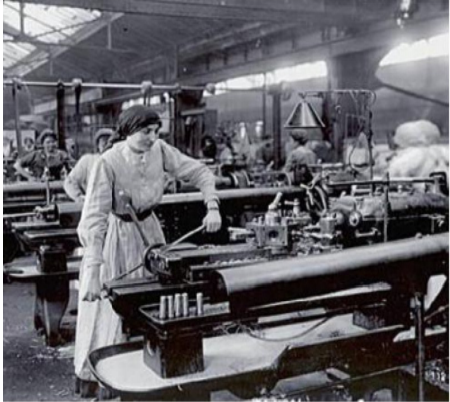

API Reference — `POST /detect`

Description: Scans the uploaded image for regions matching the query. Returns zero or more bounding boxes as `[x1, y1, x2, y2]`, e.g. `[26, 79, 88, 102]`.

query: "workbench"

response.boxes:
[4, 254, 81, 346]
[89, 315, 447, 401]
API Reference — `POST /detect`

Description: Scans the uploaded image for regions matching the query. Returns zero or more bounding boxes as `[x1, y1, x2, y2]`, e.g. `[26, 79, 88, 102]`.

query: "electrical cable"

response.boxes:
[244, 316, 331, 343]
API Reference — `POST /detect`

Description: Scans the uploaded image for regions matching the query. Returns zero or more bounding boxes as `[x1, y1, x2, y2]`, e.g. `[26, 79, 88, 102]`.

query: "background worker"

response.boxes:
[14, 129, 69, 181]
[64, 128, 113, 203]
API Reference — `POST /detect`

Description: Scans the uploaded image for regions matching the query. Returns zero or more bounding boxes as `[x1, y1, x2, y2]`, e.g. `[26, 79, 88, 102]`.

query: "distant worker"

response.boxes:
[388, 120, 449, 186]
[14, 129, 69, 181]
[200, 135, 217, 160]
[283, 130, 317, 172]
[65, 138, 79, 168]
[64, 128, 113, 203]
[215, 129, 234, 165]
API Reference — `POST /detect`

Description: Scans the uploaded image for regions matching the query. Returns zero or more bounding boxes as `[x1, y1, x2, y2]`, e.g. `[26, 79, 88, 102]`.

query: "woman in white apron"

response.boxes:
[74, 105, 222, 395]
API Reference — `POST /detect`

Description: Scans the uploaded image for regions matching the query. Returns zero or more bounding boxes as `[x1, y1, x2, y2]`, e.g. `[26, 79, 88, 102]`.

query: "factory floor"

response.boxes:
[3, 281, 81, 402]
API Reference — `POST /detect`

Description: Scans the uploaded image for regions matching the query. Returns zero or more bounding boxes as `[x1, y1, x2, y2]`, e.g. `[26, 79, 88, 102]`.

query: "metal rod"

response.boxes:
[413, 292, 425, 402]
[163, 224, 205, 252]
[382, 83, 449, 108]
[299, 89, 376, 97]
[118, 191, 151, 248]
[3, 79, 267, 93]
[3, 79, 204, 92]
[328, 177, 437, 187]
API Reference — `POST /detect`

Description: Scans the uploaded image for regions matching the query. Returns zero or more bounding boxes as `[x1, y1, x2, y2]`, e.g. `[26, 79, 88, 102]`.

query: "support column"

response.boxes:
[269, 84, 282, 169]
[326, 47, 388, 162]
[56, 81, 66, 150]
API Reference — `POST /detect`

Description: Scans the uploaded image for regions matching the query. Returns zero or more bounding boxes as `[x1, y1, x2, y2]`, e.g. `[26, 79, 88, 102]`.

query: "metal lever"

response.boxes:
[118, 191, 151, 248]
[163, 224, 205, 252]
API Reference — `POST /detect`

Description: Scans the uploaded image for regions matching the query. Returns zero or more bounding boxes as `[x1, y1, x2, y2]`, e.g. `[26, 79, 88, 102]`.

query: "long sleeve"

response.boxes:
[64, 155, 91, 202]
[160, 141, 218, 203]
[77, 157, 113, 267]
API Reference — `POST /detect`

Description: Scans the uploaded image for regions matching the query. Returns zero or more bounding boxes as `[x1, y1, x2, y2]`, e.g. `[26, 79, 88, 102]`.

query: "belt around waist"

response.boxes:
[112, 208, 154, 222]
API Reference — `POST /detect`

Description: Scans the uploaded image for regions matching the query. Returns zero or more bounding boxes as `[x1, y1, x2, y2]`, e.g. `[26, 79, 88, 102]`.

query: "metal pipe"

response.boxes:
[212, 233, 448, 310]
[3, 79, 204, 92]
[413, 292, 426, 402]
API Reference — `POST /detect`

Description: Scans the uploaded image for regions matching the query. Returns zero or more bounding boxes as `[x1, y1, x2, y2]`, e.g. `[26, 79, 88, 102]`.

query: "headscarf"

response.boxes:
[94, 128, 114, 146]
[107, 105, 161, 149]
[289, 129, 309, 145]
[37, 129, 57, 145]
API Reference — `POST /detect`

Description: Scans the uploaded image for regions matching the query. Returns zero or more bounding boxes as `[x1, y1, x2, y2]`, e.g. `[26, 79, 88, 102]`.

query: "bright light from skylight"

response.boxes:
[379, 33, 449, 66]
[207, 60, 328, 96]
[267, 61, 328, 84]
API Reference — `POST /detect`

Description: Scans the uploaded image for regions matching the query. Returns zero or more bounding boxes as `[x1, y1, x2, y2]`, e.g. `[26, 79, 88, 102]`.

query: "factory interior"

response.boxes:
[2, 0, 449, 401]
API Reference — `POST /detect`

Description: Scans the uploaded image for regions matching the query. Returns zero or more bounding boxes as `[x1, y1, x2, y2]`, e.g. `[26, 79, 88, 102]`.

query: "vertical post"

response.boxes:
[107, 20, 112, 50]
[271, 85, 282, 170]
[12, 81, 23, 156]
[262, 74, 267, 138]
[19, 1, 25, 35]
[56, 81, 66, 150]
[383, 172, 389, 242]
[413, 292, 425, 402]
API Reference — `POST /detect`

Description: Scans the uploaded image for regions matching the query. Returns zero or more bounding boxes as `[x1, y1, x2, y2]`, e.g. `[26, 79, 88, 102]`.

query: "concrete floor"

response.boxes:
[3, 281, 81, 402]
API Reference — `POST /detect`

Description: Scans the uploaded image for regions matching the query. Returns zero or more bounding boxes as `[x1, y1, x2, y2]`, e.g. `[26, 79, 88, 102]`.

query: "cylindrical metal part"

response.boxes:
[159, 296, 167, 320]
[182, 293, 189, 317]
[196, 292, 204, 316]
[174, 294, 182, 318]
[167, 295, 174, 319]
[212, 233, 448, 311]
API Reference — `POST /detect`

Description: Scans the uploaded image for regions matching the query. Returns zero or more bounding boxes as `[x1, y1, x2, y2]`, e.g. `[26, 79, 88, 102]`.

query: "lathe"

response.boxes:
[4, 187, 307, 346]
[94, 177, 448, 400]
[92, 231, 448, 401]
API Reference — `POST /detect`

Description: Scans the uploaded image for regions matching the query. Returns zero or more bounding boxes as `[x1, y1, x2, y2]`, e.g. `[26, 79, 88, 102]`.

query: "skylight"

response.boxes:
[3, 1, 102, 72]
[379, 33, 449, 66]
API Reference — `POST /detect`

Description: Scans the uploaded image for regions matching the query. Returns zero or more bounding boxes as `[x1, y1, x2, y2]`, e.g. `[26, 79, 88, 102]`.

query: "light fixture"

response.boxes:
[284, 97, 325, 129]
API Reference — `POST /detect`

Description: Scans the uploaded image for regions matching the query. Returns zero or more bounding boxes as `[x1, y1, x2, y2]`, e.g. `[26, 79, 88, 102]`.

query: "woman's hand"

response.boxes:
[81, 265, 102, 302]
[203, 208, 222, 233]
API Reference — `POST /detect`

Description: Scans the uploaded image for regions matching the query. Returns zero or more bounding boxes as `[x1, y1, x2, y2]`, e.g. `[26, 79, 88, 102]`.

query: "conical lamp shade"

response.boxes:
[284, 100, 325, 129]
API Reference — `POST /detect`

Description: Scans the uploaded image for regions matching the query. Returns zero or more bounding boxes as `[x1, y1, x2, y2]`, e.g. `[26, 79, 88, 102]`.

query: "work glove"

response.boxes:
[203, 208, 222, 233]
[81, 264, 102, 302]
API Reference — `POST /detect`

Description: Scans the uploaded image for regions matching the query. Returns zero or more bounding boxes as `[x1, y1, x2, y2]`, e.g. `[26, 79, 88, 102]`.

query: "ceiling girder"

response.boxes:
[6, 0, 393, 23]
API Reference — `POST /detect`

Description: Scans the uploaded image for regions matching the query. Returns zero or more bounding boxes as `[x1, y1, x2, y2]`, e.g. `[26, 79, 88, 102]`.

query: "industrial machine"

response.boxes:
[96, 177, 448, 400]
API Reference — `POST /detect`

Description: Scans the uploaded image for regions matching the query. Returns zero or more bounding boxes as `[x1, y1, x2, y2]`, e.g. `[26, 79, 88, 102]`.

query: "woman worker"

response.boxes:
[75, 105, 222, 395]
[14, 129, 69, 181]
[64, 128, 113, 203]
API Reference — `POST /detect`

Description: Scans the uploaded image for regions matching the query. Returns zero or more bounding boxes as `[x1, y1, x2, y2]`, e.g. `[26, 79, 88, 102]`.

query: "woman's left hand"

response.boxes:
[203, 209, 222, 232]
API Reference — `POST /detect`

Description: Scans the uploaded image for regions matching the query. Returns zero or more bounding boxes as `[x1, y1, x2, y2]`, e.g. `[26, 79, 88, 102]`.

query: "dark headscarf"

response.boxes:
[106, 105, 161, 150]
[38, 129, 57, 145]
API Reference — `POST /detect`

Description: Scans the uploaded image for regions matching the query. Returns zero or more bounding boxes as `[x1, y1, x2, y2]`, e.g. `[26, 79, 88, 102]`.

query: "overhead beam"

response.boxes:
[4, 37, 140, 55]
[7, 0, 393, 23]
[178, 13, 449, 85]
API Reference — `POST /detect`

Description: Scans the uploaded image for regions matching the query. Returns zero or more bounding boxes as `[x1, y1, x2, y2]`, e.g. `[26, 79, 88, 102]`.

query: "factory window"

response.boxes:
[121, 95, 166, 110]
[266, 61, 328, 84]
[206, 60, 327, 97]
[379, 32, 449, 66]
